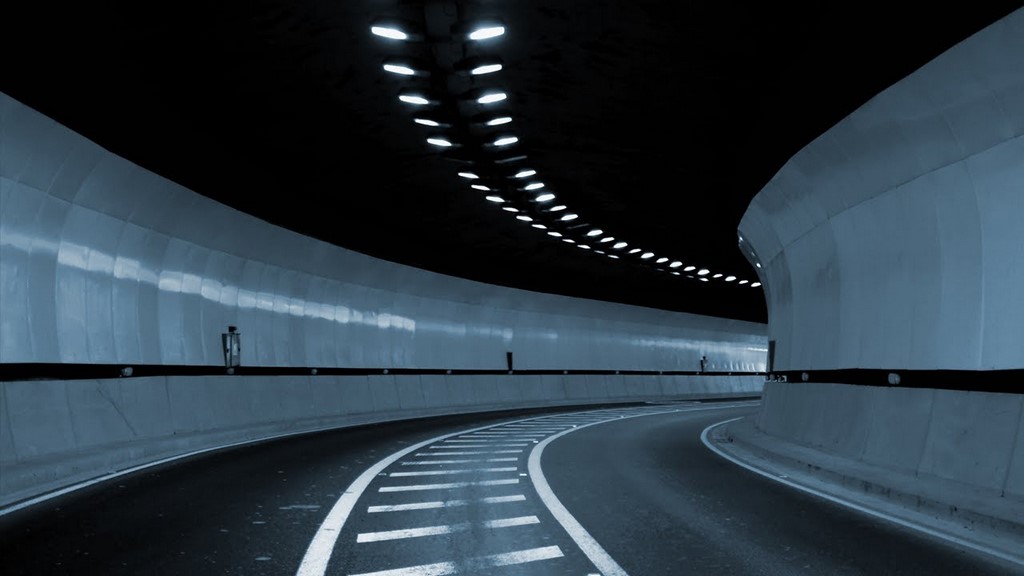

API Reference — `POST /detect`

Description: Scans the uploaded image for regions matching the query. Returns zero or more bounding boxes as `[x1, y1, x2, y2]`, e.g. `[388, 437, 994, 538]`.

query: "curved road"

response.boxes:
[1, 401, 1019, 575]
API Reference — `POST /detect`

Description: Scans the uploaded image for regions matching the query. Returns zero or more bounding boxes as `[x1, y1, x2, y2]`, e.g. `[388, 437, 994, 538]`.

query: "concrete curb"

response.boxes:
[707, 416, 1024, 568]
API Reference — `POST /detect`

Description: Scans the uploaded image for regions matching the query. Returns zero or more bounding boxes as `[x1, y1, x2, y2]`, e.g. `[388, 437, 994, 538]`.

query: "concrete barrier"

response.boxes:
[756, 381, 1024, 500]
[0, 373, 762, 508]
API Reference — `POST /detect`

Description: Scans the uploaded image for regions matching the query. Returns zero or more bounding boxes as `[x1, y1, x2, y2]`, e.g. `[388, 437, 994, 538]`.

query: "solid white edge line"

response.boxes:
[699, 417, 1024, 569]
[525, 403, 756, 576]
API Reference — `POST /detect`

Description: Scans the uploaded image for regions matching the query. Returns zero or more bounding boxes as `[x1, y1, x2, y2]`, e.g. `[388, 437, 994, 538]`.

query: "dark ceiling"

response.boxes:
[4, 1, 1021, 323]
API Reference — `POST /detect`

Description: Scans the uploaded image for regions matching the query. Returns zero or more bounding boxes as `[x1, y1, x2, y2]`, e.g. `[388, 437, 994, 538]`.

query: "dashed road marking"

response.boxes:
[418, 450, 523, 456]
[378, 479, 520, 492]
[367, 494, 527, 513]
[347, 545, 564, 576]
[356, 515, 540, 543]
[401, 458, 519, 465]
[388, 467, 517, 477]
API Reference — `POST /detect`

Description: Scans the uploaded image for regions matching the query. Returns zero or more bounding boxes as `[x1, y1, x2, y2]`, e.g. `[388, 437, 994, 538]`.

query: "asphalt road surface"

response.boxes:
[1, 400, 1019, 575]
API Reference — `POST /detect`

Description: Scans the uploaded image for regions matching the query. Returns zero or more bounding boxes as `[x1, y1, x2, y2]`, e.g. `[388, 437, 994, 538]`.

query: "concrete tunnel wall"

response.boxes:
[738, 9, 1024, 500]
[0, 92, 767, 507]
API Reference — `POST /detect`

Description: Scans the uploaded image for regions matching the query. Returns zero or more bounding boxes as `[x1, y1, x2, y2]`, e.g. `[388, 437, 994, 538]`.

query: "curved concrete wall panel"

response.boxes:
[1, 92, 767, 372]
[0, 373, 763, 507]
[740, 8, 1024, 511]
[739, 8, 1024, 371]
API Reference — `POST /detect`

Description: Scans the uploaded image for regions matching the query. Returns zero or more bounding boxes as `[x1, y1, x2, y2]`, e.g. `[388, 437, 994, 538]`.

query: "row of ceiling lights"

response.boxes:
[370, 16, 761, 289]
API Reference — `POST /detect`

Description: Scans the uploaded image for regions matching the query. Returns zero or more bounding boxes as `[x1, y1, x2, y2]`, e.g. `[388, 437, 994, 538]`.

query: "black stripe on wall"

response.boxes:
[0, 363, 761, 382]
[769, 369, 1023, 394]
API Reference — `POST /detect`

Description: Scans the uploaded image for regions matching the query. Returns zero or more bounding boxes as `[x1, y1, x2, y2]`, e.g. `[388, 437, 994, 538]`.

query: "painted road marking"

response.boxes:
[378, 479, 520, 492]
[418, 450, 523, 456]
[367, 494, 527, 513]
[389, 467, 517, 477]
[442, 440, 529, 445]
[356, 516, 540, 543]
[347, 545, 564, 576]
[434, 443, 528, 448]
[297, 402, 759, 576]
[401, 458, 519, 465]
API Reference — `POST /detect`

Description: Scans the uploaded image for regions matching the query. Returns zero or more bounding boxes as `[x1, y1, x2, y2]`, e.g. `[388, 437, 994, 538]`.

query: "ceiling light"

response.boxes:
[600, 237, 614, 243]
[628, 248, 642, 254]
[700, 277, 709, 282]
[560, 213, 578, 221]
[371, 25, 409, 40]
[485, 195, 505, 203]
[586, 229, 603, 237]
[535, 193, 555, 202]
[415, 118, 441, 127]
[683, 265, 696, 272]
[477, 92, 507, 104]
[458, 172, 479, 179]
[612, 242, 627, 249]
[725, 276, 736, 282]
[427, 137, 453, 147]
[669, 261, 682, 268]
[383, 63, 416, 75]
[549, 205, 567, 212]
[738, 279, 749, 285]
[524, 182, 544, 190]
[468, 25, 505, 40]
[451, 19, 506, 41]
[381, 55, 426, 76]
[697, 268, 710, 276]
[578, 245, 591, 250]
[502, 206, 518, 212]
[641, 252, 654, 259]
[532, 224, 547, 229]
[486, 116, 512, 126]
[399, 93, 431, 105]
[515, 169, 536, 178]
[493, 136, 518, 146]
[516, 215, 532, 222]
[712, 273, 723, 279]
[594, 250, 605, 255]
[472, 63, 503, 75]
[562, 238, 575, 244]
[751, 282, 762, 288]
[608, 254, 619, 259]
[454, 55, 504, 76]
[548, 231, 563, 238]
[471, 184, 490, 191]
[656, 257, 668, 264]
[671, 271, 680, 276]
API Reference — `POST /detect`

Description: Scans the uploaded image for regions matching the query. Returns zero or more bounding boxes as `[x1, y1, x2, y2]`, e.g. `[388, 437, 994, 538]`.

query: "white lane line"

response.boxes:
[528, 429, 631, 576]
[700, 417, 1024, 570]
[356, 516, 540, 543]
[487, 544, 564, 566]
[402, 458, 519, 465]
[378, 479, 520, 492]
[438, 440, 532, 446]
[348, 546, 563, 576]
[389, 467, 517, 477]
[525, 404, 744, 576]
[419, 450, 524, 456]
[350, 560, 456, 576]
[367, 494, 527, 513]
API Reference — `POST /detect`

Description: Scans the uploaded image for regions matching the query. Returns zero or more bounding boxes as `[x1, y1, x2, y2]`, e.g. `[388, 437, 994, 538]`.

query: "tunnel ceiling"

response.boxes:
[4, 1, 1021, 323]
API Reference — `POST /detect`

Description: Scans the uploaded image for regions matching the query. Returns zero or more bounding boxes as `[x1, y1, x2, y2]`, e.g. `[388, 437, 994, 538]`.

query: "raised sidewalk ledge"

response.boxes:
[707, 416, 1024, 569]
